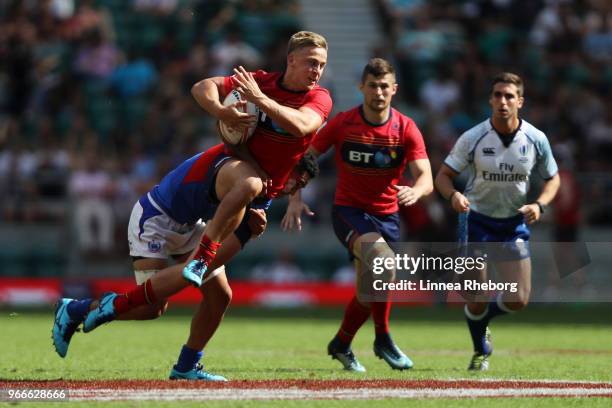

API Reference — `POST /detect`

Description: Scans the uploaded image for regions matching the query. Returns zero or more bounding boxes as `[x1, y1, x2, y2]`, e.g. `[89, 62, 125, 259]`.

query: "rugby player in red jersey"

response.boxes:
[52, 31, 331, 381]
[283, 58, 433, 372]
[184, 30, 332, 286]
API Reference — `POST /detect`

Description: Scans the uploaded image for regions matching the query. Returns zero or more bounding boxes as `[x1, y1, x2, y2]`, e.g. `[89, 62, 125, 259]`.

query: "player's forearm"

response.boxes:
[191, 79, 224, 118]
[535, 173, 561, 206]
[409, 159, 434, 198]
[254, 95, 318, 138]
[434, 171, 457, 201]
[412, 175, 434, 198]
[288, 189, 303, 203]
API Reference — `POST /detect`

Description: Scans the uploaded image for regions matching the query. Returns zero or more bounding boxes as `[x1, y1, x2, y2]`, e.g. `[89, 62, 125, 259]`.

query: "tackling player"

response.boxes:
[52, 148, 319, 379]
[282, 58, 433, 372]
[435, 72, 560, 370]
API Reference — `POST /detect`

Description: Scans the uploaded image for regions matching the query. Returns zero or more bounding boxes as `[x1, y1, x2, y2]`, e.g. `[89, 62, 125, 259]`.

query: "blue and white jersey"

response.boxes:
[149, 144, 230, 225]
[444, 119, 558, 218]
[148, 143, 272, 226]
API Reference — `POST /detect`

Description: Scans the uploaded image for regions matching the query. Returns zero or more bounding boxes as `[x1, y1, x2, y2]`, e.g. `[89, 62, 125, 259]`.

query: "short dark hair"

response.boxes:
[492, 72, 524, 97]
[361, 58, 395, 83]
[296, 152, 319, 179]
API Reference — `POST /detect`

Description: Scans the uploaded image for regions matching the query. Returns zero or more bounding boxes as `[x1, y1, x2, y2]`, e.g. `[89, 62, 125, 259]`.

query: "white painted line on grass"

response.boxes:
[69, 387, 612, 401]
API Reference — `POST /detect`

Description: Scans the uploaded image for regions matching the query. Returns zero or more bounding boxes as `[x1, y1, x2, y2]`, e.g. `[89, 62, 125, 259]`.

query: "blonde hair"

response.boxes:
[287, 31, 328, 55]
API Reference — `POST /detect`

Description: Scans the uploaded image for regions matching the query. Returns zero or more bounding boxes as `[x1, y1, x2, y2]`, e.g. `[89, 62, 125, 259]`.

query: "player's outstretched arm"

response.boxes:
[280, 147, 321, 231]
[281, 190, 315, 232]
[395, 159, 434, 206]
[435, 163, 470, 213]
[232, 66, 324, 138]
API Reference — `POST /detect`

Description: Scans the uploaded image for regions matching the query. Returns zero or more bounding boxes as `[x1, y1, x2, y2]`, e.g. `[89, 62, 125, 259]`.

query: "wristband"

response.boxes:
[536, 201, 545, 214]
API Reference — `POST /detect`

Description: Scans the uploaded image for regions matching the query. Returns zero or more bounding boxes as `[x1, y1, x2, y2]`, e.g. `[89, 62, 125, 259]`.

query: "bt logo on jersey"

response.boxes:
[349, 150, 374, 163]
[342, 142, 404, 169]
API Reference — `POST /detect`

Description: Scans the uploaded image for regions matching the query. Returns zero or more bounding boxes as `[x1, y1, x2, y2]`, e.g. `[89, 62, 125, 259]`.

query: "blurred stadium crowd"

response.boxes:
[0, 0, 610, 270]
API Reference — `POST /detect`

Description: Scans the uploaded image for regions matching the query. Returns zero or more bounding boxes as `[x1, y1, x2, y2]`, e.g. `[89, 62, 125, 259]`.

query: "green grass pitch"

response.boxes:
[1, 305, 611, 407]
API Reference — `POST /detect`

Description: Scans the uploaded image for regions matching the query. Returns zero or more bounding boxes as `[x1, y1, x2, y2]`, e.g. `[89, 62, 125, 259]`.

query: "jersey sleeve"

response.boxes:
[223, 76, 234, 95]
[311, 114, 340, 154]
[301, 87, 333, 122]
[404, 120, 428, 161]
[535, 134, 559, 180]
[444, 132, 472, 173]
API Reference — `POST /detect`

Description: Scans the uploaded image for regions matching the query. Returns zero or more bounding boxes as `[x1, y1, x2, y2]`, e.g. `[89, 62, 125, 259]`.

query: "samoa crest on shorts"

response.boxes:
[148, 240, 162, 253]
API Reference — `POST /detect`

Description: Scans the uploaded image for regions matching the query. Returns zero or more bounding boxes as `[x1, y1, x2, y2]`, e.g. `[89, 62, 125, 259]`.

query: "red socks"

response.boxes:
[193, 235, 221, 267]
[337, 296, 371, 344]
[371, 301, 391, 335]
[113, 279, 158, 315]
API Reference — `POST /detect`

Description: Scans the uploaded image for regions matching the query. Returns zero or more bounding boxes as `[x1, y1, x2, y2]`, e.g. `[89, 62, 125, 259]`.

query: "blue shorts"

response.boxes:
[332, 205, 400, 260]
[459, 210, 531, 261]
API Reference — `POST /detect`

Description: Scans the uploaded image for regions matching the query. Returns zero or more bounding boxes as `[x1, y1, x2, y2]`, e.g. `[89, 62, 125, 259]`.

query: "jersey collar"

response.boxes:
[277, 72, 309, 94]
[359, 105, 392, 127]
[490, 118, 522, 147]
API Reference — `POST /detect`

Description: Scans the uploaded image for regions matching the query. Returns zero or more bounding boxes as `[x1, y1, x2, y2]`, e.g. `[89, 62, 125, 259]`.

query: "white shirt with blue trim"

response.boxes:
[444, 119, 558, 218]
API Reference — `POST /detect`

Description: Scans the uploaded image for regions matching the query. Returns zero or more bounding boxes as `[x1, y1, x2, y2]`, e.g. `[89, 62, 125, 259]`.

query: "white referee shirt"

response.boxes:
[444, 119, 558, 218]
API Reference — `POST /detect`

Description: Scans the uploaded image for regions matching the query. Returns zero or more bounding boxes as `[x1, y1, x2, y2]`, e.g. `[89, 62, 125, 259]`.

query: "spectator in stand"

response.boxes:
[209, 27, 262, 76]
[68, 149, 116, 255]
[74, 28, 121, 81]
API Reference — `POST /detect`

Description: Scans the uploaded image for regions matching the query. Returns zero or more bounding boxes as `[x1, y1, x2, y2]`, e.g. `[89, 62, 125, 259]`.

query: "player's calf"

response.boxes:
[116, 300, 169, 321]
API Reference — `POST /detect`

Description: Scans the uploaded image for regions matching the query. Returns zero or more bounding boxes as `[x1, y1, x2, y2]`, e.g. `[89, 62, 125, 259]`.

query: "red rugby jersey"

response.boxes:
[312, 106, 428, 215]
[223, 71, 332, 198]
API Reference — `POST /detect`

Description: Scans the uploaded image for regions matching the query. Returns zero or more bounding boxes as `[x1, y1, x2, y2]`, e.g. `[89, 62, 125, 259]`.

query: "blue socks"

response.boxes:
[174, 345, 203, 372]
[464, 306, 490, 354]
[66, 299, 93, 321]
[465, 293, 511, 354]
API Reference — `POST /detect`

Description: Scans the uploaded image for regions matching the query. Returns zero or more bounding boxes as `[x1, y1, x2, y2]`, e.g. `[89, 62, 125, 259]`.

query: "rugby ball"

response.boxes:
[217, 89, 260, 145]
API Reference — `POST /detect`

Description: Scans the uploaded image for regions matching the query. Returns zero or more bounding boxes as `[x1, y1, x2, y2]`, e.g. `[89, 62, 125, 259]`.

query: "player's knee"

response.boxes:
[363, 245, 396, 281]
[237, 177, 262, 201]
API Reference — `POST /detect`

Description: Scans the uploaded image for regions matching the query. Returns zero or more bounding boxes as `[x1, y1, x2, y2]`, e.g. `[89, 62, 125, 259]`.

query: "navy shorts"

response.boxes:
[332, 205, 400, 260]
[458, 210, 531, 261]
